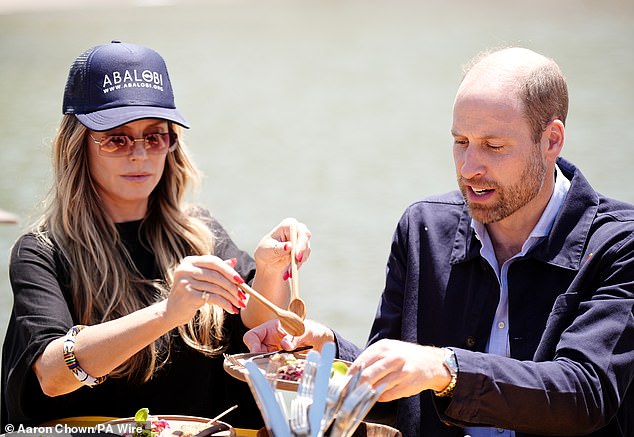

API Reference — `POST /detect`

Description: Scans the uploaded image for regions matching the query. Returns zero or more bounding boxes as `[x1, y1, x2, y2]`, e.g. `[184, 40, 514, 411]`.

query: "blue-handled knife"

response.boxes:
[309, 341, 336, 437]
[244, 360, 291, 437]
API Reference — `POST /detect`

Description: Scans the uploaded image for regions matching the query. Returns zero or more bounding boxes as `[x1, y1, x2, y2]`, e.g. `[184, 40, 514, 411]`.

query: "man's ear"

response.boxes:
[543, 119, 565, 159]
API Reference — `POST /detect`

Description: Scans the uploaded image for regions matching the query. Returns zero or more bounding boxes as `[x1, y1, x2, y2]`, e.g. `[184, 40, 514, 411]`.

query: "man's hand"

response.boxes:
[351, 339, 451, 402]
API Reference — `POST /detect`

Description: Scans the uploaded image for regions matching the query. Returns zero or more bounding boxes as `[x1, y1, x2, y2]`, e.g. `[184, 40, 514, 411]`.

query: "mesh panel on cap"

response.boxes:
[63, 46, 97, 114]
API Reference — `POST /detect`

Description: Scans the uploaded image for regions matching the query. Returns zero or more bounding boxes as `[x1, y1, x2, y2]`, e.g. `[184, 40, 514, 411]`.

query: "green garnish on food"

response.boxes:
[132, 407, 168, 437]
[331, 361, 349, 376]
[135, 407, 150, 424]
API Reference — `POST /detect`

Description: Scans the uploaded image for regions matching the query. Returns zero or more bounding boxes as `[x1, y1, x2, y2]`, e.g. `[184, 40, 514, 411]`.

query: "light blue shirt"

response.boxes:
[463, 165, 570, 437]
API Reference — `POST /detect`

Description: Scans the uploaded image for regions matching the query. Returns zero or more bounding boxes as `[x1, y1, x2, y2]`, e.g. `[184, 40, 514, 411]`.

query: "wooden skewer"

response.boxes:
[237, 282, 305, 336]
[208, 404, 238, 424]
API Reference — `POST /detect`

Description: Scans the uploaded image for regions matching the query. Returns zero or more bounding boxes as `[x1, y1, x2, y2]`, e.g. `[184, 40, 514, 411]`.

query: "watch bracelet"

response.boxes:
[434, 348, 458, 397]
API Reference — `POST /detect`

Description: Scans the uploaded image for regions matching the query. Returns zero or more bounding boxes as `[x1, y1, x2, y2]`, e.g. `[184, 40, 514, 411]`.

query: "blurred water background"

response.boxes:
[1, 0, 633, 348]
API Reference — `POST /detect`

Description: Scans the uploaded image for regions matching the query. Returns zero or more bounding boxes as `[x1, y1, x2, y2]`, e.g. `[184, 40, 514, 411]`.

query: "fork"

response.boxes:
[321, 363, 364, 436]
[223, 353, 240, 367]
[290, 396, 311, 436]
[290, 373, 313, 436]
[328, 382, 374, 437]
[320, 372, 349, 434]
[340, 382, 387, 437]
[290, 350, 319, 436]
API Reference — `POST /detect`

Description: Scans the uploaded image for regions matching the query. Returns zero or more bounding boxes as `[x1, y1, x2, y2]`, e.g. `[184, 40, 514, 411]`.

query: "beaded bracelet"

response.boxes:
[63, 325, 108, 387]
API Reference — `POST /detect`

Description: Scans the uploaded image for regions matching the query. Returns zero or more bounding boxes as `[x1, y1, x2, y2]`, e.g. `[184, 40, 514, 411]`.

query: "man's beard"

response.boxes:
[458, 147, 546, 224]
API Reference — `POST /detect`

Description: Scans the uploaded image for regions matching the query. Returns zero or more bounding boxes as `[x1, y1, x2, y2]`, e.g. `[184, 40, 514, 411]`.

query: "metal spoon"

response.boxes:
[288, 222, 307, 320]
[237, 282, 305, 336]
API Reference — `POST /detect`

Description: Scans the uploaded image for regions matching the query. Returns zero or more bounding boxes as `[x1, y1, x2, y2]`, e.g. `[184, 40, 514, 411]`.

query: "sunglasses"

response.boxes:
[89, 132, 178, 157]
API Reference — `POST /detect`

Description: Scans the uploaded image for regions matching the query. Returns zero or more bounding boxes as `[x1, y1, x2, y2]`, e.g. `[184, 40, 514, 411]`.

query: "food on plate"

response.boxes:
[270, 353, 305, 381]
[129, 408, 170, 437]
[126, 408, 225, 437]
[268, 353, 350, 382]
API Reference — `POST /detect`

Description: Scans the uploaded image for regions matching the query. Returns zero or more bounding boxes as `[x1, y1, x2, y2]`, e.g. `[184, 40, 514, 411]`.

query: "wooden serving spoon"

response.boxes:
[287, 222, 307, 320]
[237, 282, 305, 336]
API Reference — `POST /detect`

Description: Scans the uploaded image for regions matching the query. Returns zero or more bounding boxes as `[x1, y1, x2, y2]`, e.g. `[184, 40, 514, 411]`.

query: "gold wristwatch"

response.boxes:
[434, 347, 458, 397]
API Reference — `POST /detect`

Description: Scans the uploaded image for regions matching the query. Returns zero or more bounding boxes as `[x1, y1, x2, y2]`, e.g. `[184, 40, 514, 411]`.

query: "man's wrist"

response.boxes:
[434, 347, 458, 397]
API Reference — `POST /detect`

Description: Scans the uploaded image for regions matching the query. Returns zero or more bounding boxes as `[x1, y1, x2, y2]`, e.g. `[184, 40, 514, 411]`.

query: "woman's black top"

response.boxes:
[1, 212, 264, 429]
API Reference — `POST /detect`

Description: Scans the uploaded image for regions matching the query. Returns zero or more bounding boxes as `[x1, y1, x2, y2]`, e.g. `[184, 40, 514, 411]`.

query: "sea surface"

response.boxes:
[1, 0, 633, 347]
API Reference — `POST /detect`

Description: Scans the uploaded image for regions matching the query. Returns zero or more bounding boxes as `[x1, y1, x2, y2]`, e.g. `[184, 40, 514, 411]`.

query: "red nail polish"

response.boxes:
[297, 252, 303, 263]
[239, 299, 247, 308]
[283, 243, 289, 251]
[233, 275, 245, 284]
[233, 305, 240, 314]
[238, 290, 247, 300]
[282, 271, 289, 281]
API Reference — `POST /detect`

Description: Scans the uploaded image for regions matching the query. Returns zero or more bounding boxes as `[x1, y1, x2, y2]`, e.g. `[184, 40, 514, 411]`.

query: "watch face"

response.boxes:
[445, 348, 458, 373]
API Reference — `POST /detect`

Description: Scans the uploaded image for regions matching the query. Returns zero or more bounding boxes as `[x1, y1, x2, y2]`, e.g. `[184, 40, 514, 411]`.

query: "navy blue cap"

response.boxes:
[62, 41, 189, 131]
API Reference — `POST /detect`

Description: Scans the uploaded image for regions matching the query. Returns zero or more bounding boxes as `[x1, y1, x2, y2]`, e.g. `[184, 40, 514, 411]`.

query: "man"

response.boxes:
[244, 47, 634, 436]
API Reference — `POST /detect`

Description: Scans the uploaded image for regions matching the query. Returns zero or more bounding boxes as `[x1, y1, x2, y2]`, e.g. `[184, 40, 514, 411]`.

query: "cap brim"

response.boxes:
[76, 106, 190, 131]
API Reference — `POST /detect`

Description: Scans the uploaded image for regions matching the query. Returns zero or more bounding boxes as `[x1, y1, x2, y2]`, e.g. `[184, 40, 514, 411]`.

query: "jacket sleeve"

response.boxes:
[366, 210, 411, 346]
[439, 229, 634, 435]
[333, 329, 362, 362]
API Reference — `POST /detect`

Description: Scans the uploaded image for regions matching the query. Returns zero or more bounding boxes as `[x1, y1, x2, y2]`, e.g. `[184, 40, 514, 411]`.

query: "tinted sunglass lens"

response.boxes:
[101, 136, 131, 154]
[145, 134, 162, 148]
[145, 133, 172, 152]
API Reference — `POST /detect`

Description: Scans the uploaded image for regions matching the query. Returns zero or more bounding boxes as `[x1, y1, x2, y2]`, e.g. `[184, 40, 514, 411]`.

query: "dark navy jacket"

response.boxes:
[337, 158, 634, 436]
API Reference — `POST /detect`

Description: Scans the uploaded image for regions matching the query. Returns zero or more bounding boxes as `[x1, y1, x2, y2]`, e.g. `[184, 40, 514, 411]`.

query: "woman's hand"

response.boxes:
[241, 218, 311, 328]
[243, 318, 335, 353]
[165, 255, 247, 327]
[254, 217, 312, 280]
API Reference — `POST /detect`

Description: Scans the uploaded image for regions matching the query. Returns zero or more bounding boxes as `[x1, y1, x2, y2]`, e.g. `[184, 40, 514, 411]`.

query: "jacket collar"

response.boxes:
[450, 157, 599, 271]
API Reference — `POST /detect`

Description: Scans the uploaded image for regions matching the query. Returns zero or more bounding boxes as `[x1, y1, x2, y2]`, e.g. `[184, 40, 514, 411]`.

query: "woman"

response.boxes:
[0, 41, 311, 428]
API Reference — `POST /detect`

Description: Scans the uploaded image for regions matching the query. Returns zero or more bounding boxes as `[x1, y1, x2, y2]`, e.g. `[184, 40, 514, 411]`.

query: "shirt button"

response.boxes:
[498, 321, 505, 329]
[465, 336, 476, 348]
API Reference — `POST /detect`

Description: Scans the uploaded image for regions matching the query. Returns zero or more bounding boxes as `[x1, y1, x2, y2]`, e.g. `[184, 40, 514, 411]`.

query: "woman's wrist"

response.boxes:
[252, 267, 290, 296]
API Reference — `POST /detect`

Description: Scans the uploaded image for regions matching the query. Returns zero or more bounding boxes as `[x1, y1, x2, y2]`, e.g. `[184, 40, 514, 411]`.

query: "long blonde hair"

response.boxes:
[35, 115, 226, 382]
